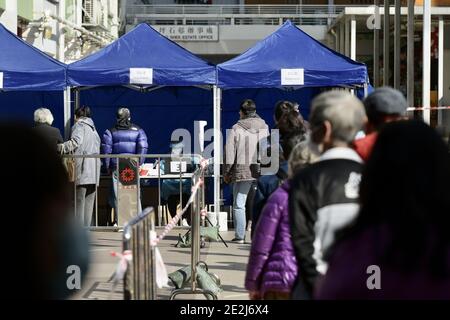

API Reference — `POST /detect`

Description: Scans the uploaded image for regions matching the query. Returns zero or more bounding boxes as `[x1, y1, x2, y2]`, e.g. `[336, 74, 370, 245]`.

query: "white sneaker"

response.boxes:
[182, 218, 190, 227]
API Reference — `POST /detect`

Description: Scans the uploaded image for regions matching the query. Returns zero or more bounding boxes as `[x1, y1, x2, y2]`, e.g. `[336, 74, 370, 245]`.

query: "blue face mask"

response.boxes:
[48, 217, 90, 299]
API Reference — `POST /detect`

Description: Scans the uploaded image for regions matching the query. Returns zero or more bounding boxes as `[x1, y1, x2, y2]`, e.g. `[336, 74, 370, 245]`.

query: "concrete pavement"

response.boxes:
[71, 229, 251, 300]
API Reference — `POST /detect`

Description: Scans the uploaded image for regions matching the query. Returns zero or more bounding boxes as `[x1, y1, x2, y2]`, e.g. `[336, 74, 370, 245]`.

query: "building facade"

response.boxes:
[0, 0, 119, 62]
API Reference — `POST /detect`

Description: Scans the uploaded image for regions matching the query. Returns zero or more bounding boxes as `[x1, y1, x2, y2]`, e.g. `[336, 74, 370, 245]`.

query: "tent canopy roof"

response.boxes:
[217, 21, 368, 89]
[68, 23, 216, 87]
[0, 24, 66, 91]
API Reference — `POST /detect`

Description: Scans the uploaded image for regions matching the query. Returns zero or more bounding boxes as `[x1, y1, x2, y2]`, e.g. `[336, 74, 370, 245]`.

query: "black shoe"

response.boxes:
[231, 238, 244, 244]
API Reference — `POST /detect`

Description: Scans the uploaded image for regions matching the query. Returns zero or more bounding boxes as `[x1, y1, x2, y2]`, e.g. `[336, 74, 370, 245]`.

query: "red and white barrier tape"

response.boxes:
[110, 250, 132, 285]
[151, 158, 208, 247]
[109, 158, 208, 292]
[407, 106, 450, 111]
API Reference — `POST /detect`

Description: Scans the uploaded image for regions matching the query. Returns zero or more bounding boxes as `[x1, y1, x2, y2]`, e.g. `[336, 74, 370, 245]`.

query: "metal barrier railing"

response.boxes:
[126, 4, 348, 16]
[62, 152, 221, 299]
[61, 153, 206, 229]
[168, 158, 218, 300]
[125, 4, 349, 26]
[111, 159, 217, 300]
[122, 207, 156, 300]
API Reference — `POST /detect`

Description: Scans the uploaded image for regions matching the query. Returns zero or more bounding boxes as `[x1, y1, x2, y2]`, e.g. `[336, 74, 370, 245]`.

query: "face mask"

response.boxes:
[355, 130, 366, 140]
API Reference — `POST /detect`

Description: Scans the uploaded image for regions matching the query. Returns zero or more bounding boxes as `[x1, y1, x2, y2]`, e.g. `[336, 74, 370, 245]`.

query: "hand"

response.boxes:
[249, 291, 261, 300]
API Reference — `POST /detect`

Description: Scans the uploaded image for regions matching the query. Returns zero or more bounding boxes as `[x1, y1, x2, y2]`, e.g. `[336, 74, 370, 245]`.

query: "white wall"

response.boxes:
[135, 24, 328, 55]
[0, 0, 17, 33]
[24, 0, 58, 57]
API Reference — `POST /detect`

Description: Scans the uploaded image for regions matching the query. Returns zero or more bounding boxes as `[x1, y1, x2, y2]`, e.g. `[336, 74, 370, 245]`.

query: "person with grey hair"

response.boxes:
[288, 90, 366, 299]
[32, 108, 63, 149]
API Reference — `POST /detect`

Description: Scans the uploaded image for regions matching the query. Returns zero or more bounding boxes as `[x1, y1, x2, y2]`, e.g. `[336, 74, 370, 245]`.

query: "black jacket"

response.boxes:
[32, 123, 64, 149]
[288, 147, 363, 299]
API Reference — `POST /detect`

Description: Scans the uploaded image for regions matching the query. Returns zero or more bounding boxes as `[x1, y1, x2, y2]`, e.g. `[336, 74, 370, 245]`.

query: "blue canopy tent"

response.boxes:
[0, 23, 68, 135]
[218, 20, 368, 89]
[67, 21, 216, 152]
[66, 23, 220, 214]
[68, 23, 215, 87]
[216, 20, 370, 206]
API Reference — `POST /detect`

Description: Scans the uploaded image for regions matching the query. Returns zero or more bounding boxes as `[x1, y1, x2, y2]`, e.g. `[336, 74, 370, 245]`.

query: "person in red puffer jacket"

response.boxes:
[353, 87, 408, 162]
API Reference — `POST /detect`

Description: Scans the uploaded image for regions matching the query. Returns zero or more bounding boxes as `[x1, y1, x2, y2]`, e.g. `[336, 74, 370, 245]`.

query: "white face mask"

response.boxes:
[355, 130, 366, 140]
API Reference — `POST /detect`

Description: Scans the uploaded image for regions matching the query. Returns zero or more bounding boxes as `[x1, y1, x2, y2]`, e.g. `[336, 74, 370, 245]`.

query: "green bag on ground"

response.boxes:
[175, 233, 191, 248]
[168, 265, 191, 289]
[200, 226, 220, 242]
[175, 226, 219, 248]
[196, 267, 222, 296]
[168, 264, 222, 296]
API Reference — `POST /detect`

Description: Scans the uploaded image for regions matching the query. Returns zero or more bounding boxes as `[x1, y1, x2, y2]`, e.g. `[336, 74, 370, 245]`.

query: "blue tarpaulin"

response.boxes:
[67, 23, 216, 87]
[0, 91, 64, 131]
[0, 23, 66, 91]
[77, 86, 213, 155]
[217, 21, 368, 89]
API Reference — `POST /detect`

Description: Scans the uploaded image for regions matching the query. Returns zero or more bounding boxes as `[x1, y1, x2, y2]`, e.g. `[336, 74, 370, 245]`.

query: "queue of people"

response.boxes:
[245, 87, 450, 300]
[31, 106, 149, 228]
[23, 87, 450, 300]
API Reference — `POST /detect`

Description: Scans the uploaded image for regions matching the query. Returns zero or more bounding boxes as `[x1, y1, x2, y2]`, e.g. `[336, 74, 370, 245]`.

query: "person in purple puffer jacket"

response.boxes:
[245, 138, 319, 300]
[102, 107, 148, 226]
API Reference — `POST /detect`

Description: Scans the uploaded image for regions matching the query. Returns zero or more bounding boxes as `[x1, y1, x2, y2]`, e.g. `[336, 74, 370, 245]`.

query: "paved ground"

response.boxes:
[71, 228, 251, 300]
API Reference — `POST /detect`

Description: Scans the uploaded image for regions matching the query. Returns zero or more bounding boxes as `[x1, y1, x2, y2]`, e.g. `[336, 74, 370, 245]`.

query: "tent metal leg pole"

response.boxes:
[374, 0, 380, 88]
[350, 15, 356, 60]
[74, 88, 80, 112]
[364, 82, 369, 98]
[422, 0, 431, 124]
[213, 85, 221, 216]
[384, 0, 390, 86]
[345, 17, 350, 57]
[407, 0, 415, 109]
[394, 0, 401, 90]
[64, 87, 72, 140]
[438, 16, 444, 126]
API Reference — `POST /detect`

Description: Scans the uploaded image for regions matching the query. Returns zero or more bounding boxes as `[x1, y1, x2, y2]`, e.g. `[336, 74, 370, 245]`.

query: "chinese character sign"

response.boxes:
[154, 25, 219, 42]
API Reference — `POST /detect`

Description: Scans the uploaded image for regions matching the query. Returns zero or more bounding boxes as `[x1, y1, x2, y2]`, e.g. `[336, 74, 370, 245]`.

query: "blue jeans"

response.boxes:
[232, 181, 253, 240]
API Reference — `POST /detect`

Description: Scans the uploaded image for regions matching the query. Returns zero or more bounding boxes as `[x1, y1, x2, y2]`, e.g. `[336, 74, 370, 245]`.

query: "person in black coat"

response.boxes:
[32, 108, 63, 149]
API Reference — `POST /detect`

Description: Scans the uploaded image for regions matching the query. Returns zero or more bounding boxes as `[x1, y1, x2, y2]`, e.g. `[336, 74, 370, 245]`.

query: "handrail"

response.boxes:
[126, 4, 356, 16]
[124, 4, 348, 26]
[61, 153, 203, 160]
[61, 153, 207, 228]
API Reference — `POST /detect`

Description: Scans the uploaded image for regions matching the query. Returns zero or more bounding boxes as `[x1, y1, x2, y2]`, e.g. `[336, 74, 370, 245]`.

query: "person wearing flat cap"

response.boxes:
[353, 87, 408, 162]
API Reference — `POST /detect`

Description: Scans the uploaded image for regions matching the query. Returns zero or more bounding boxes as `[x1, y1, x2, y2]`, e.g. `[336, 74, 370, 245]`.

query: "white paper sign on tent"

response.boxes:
[0, 72, 3, 89]
[129, 68, 153, 85]
[281, 68, 304, 86]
